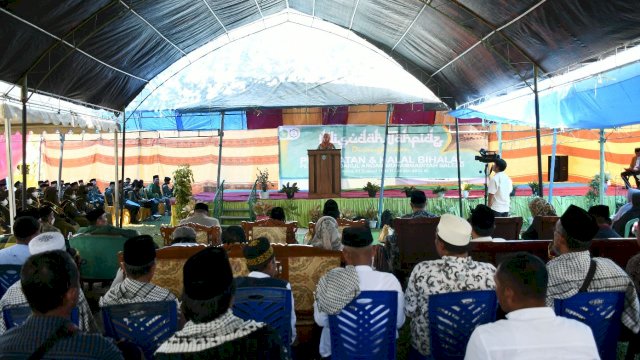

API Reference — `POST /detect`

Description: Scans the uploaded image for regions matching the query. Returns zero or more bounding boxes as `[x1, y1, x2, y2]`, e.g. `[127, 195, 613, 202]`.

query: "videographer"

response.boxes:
[488, 159, 513, 217]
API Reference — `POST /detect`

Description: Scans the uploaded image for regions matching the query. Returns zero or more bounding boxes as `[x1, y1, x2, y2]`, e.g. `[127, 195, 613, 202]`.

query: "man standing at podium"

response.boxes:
[317, 133, 336, 150]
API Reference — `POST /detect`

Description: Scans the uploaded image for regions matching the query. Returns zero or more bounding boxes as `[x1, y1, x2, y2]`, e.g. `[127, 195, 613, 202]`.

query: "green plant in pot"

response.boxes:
[402, 186, 417, 197]
[256, 168, 273, 199]
[173, 165, 194, 222]
[363, 206, 379, 229]
[432, 186, 447, 198]
[528, 181, 541, 196]
[279, 182, 299, 199]
[363, 182, 380, 198]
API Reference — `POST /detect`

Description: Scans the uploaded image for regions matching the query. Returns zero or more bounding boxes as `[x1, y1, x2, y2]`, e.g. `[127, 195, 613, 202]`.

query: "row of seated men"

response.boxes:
[0, 201, 638, 358]
[104, 176, 174, 223]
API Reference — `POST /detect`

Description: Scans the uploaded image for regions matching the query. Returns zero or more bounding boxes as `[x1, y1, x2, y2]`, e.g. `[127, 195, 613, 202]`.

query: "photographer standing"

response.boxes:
[488, 159, 512, 217]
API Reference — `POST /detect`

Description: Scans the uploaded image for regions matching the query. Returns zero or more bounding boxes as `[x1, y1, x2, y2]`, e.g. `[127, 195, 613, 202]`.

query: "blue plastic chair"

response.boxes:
[554, 291, 625, 360]
[0, 265, 22, 298]
[428, 290, 498, 360]
[3, 306, 79, 329]
[232, 287, 293, 349]
[624, 218, 638, 237]
[328, 291, 398, 360]
[102, 301, 178, 360]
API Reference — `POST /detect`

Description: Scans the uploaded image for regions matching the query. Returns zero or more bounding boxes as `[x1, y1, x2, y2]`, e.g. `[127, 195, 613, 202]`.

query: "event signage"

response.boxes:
[278, 125, 486, 183]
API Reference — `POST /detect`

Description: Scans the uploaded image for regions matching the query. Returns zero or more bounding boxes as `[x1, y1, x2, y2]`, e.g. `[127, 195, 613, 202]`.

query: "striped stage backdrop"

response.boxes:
[39, 121, 640, 190]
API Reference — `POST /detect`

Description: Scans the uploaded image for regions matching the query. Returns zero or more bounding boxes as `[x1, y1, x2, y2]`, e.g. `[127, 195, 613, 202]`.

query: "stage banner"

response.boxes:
[278, 125, 488, 186]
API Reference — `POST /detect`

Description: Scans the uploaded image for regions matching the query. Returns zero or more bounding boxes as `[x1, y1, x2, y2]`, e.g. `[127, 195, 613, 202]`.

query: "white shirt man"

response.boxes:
[179, 203, 220, 227]
[465, 252, 598, 360]
[314, 227, 405, 358]
[488, 159, 512, 216]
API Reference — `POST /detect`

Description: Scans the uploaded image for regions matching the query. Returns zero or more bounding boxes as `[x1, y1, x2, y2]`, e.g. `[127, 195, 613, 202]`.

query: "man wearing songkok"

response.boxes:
[465, 252, 599, 359]
[547, 204, 640, 334]
[488, 159, 512, 217]
[588, 204, 620, 238]
[405, 214, 496, 358]
[79, 208, 139, 239]
[100, 235, 177, 307]
[155, 247, 288, 359]
[469, 204, 504, 241]
[0, 232, 98, 334]
[0, 250, 123, 359]
[0, 216, 40, 265]
[235, 237, 296, 344]
[179, 202, 220, 227]
[314, 226, 404, 359]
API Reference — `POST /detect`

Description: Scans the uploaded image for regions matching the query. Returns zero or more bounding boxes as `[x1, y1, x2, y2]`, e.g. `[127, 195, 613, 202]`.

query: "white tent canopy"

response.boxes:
[128, 10, 445, 113]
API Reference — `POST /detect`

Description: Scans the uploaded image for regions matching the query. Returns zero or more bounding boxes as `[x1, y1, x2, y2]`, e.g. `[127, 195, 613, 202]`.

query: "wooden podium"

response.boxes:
[308, 149, 341, 198]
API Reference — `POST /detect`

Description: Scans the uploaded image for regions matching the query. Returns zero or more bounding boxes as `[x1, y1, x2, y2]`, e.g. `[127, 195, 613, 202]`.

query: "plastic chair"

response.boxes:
[0, 264, 22, 298]
[3, 306, 79, 329]
[428, 290, 498, 360]
[102, 301, 178, 359]
[328, 291, 398, 360]
[232, 287, 293, 349]
[623, 218, 638, 237]
[554, 291, 625, 360]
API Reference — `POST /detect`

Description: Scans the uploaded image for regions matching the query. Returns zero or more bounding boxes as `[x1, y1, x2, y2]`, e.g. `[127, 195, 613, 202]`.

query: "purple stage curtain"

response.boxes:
[246, 108, 283, 129]
[322, 106, 349, 125]
[391, 103, 435, 125]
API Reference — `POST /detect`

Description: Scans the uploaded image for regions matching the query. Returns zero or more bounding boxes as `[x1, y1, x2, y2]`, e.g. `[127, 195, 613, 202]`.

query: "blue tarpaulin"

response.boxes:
[125, 110, 247, 131]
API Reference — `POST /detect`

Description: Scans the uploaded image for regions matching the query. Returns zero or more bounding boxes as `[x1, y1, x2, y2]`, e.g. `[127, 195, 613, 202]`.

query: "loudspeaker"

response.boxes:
[548, 155, 568, 182]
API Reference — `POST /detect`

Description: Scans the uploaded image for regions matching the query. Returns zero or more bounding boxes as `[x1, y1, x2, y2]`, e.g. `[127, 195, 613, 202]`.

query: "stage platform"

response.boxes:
[195, 184, 628, 227]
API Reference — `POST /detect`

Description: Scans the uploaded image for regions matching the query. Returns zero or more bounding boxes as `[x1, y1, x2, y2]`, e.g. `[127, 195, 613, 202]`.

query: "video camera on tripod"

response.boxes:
[475, 149, 500, 163]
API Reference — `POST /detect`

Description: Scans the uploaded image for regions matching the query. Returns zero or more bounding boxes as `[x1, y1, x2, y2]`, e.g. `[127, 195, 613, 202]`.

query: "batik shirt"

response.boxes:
[0, 280, 98, 334]
[547, 250, 640, 333]
[405, 256, 496, 356]
[100, 278, 178, 308]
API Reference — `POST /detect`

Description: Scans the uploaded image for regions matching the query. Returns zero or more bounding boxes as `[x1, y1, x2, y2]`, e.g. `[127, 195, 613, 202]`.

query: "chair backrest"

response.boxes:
[428, 290, 497, 360]
[0, 264, 22, 298]
[70, 234, 128, 281]
[160, 223, 221, 246]
[232, 287, 293, 348]
[532, 216, 560, 239]
[493, 217, 523, 240]
[624, 217, 639, 237]
[148, 245, 208, 298]
[328, 291, 398, 360]
[102, 301, 178, 360]
[393, 217, 441, 275]
[307, 218, 366, 239]
[3, 306, 79, 330]
[241, 219, 298, 244]
[554, 291, 625, 360]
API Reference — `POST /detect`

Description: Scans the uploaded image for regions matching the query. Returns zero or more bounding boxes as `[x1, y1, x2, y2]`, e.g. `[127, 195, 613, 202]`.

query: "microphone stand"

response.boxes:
[484, 164, 490, 205]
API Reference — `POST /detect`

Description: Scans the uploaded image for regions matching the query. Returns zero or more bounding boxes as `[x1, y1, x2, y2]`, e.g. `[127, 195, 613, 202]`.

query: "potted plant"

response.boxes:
[279, 182, 300, 199]
[432, 186, 447, 198]
[256, 168, 273, 199]
[173, 165, 194, 223]
[363, 182, 380, 198]
[363, 207, 378, 229]
[253, 200, 273, 220]
[528, 181, 541, 196]
[461, 183, 472, 198]
[309, 205, 322, 223]
[402, 186, 417, 197]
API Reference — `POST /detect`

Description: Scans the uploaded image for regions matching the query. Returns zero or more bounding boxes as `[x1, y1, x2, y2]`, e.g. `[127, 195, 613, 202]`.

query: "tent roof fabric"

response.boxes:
[0, 1, 639, 111]
[1, 102, 118, 133]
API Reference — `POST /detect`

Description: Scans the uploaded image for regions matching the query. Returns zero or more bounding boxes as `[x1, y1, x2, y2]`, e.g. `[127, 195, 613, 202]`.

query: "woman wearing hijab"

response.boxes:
[308, 199, 342, 250]
[521, 197, 557, 240]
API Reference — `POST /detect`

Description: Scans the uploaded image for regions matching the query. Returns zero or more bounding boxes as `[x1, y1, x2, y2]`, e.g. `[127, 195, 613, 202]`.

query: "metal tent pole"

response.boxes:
[534, 66, 544, 197]
[113, 127, 119, 227]
[119, 110, 126, 228]
[37, 135, 43, 182]
[377, 104, 393, 226]
[548, 129, 557, 203]
[20, 78, 27, 209]
[57, 133, 64, 199]
[3, 110, 16, 228]
[599, 129, 606, 204]
[216, 112, 225, 189]
[455, 117, 463, 216]
[497, 123, 503, 157]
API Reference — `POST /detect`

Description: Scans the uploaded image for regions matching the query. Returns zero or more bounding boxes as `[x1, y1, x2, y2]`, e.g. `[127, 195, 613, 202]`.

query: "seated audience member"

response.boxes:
[521, 197, 557, 240]
[235, 237, 296, 344]
[588, 205, 621, 238]
[79, 208, 139, 239]
[100, 235, 177, 308]
[627, 229, 640, 296]
[469, 204, 503, 241]
[548, 205, 640, 335]
[308, 199, 342, 250]
[612, 191, 640, 236]
[0, 250, 123, 359]
[314, 227, 404, 358]
[179, 202, 220, 227]
[465, 252, 599, 359]
[162, 177, 173, 198]
[0, 216, 40, 265]
[405, 214, 496, 359]
[270, 207, 286, 222]
[38, 206, 62, 233]
[155, 247, 287, 359]
[221, 225, 247, 245]
[613, 189, 640, 224]
[0, 232, 98, 334]
[169, 226, 198, 246]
